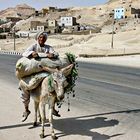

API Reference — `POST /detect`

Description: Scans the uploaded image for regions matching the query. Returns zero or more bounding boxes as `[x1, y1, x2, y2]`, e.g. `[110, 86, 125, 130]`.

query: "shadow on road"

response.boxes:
[0, 122, 33, 130]
[54, 109, 140, 139]
[0, 109, 140, 139]
[54, 116, 120, 140]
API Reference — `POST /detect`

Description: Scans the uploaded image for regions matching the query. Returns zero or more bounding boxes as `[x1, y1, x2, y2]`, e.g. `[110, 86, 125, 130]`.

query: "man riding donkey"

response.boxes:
[19, 31, 63, 121]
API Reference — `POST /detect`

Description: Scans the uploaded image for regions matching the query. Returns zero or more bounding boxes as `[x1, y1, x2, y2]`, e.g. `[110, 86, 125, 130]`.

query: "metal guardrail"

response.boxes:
[0, 50, 22, 55]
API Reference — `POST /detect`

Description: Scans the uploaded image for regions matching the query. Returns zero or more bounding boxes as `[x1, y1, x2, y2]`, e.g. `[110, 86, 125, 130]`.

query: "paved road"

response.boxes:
[0, 54, 140, 140]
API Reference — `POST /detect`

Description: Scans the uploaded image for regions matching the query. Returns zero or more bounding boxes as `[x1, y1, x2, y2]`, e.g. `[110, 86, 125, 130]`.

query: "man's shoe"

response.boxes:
[22, 110, 31, 122]
[53, 109, 61, 117]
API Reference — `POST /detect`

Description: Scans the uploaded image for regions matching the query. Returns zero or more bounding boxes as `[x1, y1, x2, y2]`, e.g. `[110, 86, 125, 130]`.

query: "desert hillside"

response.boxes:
[0, 0, 140, 30]
[107, 0, 140, 8]
[15, 0, 140, 30]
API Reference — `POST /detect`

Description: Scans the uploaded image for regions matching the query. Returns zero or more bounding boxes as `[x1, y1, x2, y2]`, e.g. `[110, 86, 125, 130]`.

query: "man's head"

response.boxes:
[35, 31, 48, 46]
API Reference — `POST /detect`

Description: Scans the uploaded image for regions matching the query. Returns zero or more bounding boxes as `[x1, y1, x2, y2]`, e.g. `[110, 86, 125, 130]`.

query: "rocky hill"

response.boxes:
[0, 7, 17, 18]
[0, 4, 35, 19]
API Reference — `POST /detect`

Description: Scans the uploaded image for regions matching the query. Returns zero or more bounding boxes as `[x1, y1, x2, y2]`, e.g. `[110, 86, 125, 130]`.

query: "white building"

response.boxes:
[59, 16, 76, 27]
[37, 26, 44, 31]
[114, 7, 125, 19]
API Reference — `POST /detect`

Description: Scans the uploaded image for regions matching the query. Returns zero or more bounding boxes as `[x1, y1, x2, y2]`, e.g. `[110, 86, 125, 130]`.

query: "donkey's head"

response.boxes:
[49, 64, 73, 101]
[52, 71, 66, 100]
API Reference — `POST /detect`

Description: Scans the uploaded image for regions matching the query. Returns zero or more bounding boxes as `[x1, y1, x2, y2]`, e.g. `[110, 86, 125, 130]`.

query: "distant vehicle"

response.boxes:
[16, 31, 29, 38]
[80, 26, 86, 30]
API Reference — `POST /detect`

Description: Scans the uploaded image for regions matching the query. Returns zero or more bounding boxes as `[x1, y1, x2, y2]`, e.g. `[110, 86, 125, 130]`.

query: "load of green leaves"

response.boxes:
[64, 53, 78, 97]
[62, 53, 78, 111]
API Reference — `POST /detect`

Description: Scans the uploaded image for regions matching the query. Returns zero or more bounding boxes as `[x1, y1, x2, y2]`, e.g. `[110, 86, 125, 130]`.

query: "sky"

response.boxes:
[0, 0, 108, 10]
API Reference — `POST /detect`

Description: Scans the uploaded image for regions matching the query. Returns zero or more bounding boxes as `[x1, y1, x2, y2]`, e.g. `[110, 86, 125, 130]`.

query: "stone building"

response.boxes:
[30, 21, 47, 31]
[48, 20, 57, 27]
[6, 17, 22, 22]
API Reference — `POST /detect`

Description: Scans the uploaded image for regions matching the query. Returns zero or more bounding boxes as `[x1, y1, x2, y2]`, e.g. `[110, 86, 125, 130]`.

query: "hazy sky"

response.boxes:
[0, 0, 108, 10]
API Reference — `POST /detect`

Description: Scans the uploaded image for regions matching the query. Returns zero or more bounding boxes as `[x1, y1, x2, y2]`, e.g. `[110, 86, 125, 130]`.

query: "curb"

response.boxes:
[79, 53, 140, 58]
[0, 51, 22, 56]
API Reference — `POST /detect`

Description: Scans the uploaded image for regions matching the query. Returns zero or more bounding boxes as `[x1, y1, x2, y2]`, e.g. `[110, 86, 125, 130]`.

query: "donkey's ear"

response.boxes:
[61, 64, 74, 77]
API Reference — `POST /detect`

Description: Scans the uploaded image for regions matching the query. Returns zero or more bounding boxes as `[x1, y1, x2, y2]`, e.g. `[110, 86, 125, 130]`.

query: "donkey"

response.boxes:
[29, 64, 73, 139]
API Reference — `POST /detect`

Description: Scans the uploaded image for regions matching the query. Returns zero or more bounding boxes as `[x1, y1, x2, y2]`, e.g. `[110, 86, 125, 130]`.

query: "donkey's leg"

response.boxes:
[33, 101, 39, 127]
[49, 105, 58, 140]
[39, 101, 46, 139]
[37, 102, 47, 123]
[38, 107, 41, 123]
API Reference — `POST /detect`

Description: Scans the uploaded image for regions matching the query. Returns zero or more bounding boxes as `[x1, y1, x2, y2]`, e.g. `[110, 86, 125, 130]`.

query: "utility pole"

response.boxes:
[111, 20, 115, 49]
[13, 27, 16, 51]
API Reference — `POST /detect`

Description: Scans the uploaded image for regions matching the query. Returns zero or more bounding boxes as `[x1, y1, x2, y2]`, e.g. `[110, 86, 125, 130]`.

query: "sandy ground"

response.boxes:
[0, 24, 140, 58]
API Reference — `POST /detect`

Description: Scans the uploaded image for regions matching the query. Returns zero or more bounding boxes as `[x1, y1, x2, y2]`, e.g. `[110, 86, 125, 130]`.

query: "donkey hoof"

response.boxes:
[40, 134, 45, 139]
[33, 122, 38, 127]
[52, 135, 58, 140]
[39, 118, 41, 123]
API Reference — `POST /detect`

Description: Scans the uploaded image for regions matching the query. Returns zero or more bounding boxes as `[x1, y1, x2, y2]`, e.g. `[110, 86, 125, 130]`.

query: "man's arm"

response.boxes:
[46, 45, 59, 59]
[22, 45, 36, 58]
